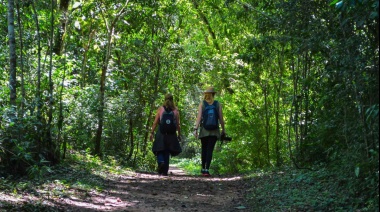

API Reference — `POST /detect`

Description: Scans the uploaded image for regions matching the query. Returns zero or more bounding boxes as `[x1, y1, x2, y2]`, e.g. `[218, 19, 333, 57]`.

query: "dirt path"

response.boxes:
[59, 165, 250, 211]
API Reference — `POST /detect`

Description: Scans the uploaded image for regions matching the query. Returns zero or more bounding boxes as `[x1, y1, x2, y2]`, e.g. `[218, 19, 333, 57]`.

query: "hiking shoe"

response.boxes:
[202, 169, 211, 177]
[201, 169, 210, 177]
[158, 162, 165, 175]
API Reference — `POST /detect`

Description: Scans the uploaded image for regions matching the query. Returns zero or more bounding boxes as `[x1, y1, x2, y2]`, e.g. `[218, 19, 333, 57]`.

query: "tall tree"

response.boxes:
[7, 0, 16, 107]
[31, 0, 43, 153]
[94, 0, 130, 156]
[15, 1, 25, 114]
[45, 0, 57, 162]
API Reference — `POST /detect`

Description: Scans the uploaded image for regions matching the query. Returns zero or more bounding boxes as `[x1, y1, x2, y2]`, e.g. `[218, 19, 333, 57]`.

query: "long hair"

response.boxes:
[163, 93, 175, 110]
[204, 93, 215, 104]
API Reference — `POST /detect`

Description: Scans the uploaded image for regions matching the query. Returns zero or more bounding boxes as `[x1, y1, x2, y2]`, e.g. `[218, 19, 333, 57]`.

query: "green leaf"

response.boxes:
[75, 20, 81, 30]
[330, 0, 341, 6]
[72, 2, 82, 9]
[235, 206, 246, 209]
[335, 1, 344, 9]
[369, 11, 378, 19]
[355, 167, 360, 177]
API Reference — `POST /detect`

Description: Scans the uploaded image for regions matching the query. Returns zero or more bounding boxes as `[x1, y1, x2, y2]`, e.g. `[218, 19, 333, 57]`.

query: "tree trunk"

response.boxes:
[263, 81, 270, 164]
[292, 57, 300, 156]
[31, 1, 43, 152]
[275, 53, 285, 167]
[55, 0, 71, 160]
[94, 1, 129, 156]
[8, 0, 17, 107]
[53, 0, 70, 55]
[46, 0, 57, 163]
[95, 61, 107, 156]
[301, 53, 311, 159]
[126, 118, 134, 161]
[142, 52, 161, 157]
[81, 30, 95, 88]
[15, 1, 25, 114]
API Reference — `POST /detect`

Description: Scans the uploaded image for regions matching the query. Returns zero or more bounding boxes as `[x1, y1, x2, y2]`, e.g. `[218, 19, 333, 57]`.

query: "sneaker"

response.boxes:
[201, 169, 206, 175]
[203, 169, 211, 177]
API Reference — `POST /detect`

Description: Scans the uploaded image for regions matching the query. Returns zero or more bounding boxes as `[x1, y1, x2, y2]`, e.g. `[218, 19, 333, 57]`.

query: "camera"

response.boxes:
[221, 133, 232, 142]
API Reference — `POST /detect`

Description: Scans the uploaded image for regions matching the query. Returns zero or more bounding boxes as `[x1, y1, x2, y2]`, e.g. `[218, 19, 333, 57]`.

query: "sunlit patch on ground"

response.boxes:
[0, 164, 248, 211]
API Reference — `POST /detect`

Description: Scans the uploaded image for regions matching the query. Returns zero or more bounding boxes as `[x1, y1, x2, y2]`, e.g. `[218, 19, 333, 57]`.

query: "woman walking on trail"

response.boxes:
[193, 87, 226, 177]
[150, 93, 182, 176]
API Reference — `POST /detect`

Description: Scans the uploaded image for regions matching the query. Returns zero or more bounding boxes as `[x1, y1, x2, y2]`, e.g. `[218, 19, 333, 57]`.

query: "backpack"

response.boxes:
[160, 106, 177, 134]
[202, 100, 219, 130]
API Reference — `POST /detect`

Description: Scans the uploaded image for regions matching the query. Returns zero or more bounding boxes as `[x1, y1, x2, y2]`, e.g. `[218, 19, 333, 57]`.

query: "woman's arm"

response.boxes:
[150, 107, 162, 141]
[193, 102, 203, 138]
[175, 108, 181, 136]
[218, 103, 225, 134]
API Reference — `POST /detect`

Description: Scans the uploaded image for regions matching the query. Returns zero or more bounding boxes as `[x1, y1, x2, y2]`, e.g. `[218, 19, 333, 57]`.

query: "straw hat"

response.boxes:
[203, 86, 217, 94]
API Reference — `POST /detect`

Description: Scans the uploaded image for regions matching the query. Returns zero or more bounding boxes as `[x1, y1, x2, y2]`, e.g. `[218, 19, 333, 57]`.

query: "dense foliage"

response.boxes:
[1, 0, 378, 210]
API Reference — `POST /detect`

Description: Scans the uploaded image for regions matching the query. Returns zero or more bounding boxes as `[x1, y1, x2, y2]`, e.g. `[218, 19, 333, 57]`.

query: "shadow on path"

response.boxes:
[0, 165, 250, 212]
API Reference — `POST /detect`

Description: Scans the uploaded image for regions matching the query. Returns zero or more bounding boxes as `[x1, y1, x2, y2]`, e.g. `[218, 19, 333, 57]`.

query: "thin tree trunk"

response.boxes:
[8, 0, 17, 107]
[6, 0, 17, 172]
[95, 60, 107, 156]
[53, 0, 70, 55]
[275, 53, 285, 167]
[263, 81, 270, 164]
[81, 30, 95, 88]
[59, 60, 67, 159]
[142, 52, 161, 157]
[57, 0, 71, 160]
[301, 53, 311, 159]
[293, 57, 300, 156]
[31, 0, 43, 152]
[46, 0, 56, 163]
[16, 1, 25, 114]
[94, 1, 129, 156]
[126, 118, 134, 161]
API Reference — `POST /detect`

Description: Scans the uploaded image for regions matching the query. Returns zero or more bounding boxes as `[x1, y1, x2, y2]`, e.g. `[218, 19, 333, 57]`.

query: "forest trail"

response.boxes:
[58, 164, 250, 212]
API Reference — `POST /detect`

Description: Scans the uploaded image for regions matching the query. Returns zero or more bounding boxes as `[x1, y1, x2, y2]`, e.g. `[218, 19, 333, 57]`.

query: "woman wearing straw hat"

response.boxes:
[193, 86, 226, 176]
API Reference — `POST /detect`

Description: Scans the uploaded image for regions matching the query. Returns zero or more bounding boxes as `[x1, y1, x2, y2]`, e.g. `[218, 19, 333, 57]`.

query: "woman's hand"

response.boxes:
[193, 129, 198, 139]
[150, 132, 154, 141]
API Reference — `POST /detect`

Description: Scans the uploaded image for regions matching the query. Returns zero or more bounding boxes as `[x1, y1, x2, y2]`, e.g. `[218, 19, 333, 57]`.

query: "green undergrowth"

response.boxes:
[172, 157, 378, 211]
[171, 155, 204, 175]
[1, 154, 377, 211]
[0, 151, 134, 211]
[245, 167, 378, 212]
